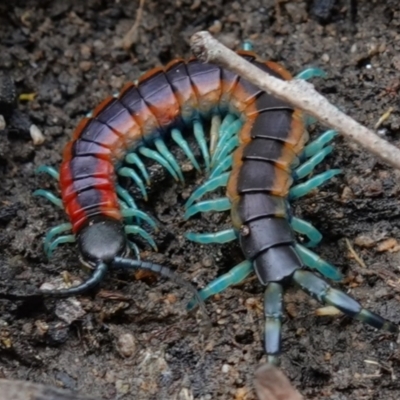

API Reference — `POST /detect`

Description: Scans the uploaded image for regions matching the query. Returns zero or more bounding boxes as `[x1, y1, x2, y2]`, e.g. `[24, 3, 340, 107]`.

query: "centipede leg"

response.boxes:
[290, 216, 323, 248]
[209, 114, 221, 157]
[212, 114, 238, 156]
[302, 130, 338, 158]
[121, 208, 158, 230]
[116, 185, 138, 210]
[242, 41, 253, 51]
[47, 234, 76, 257]
[171, 128, 201, 172]
[118, 167, 148, 201]
[295, 68, 327, 81]
[125, 153, 151, 185]
[35, 165, 60, 180]
[44, 223, 73, 256]
[33, 189, 63, 208]
[187, 260, 253, 310]
[294, 244, 342, 281]
[211, 135, 239, 170]
[185, 228, 236, 244]
[292, 269, 398, 333]
[193, 118, 210, 170]
[154, 138, 184, 182]
[184, 197, 231, 219]
[211, 121, 241, 170]
[209, 155, 233, 180]
[292, 145, 334, 180]
[264, 282, 284, 365]
[139, 146, 179, 181]
[124, 225, 158, 251]
[289, 169, 341, 199]
[185, 172, 230, 207]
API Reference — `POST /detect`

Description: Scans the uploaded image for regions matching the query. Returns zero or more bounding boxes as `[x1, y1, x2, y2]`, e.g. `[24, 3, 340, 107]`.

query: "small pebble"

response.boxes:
[354, 234, 375, 248]
[377, 238, 398, 252]
[117, 333, 136, 357]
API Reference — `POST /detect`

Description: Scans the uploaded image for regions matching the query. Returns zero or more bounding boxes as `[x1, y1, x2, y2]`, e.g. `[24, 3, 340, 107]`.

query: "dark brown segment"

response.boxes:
[237, 193, 288, 224]
[237, 159, 291, 193]
[239, 217, 294, 260]
[242, 138, 295, 164]
[254, 244, 302, 284]
[250, 110, 294, 142]
[246, 92, 293, 116]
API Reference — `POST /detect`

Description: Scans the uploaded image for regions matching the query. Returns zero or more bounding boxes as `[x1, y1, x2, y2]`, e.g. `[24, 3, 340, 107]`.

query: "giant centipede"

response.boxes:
[33, 49, 398, 364]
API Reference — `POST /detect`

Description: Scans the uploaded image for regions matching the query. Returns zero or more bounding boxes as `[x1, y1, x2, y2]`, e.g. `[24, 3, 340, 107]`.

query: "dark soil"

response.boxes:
[1, 1, 400, 399]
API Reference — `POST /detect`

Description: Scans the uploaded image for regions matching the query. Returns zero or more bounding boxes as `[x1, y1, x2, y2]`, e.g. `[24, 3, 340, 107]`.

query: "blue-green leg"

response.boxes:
[289, 169, 341, 200]
[209, 155, 233, 180]
[33, 189, 63, 208]
[212, 119, 242, 167]
[118, 200, 135, 225]
[139, 146, 179, 181]
[290, 217, 322, 248]
[185, 172, 230, 208]
[242, 41, 253, 51]
[211, 135, 239, 170]
[116, 185, 138, 210]
[36, 165, 59, 180]
[295, 68, 327, 81]
[187, 259, 253, 309]
[125, 225, 157, 251]
[302, 130, 338, 158]
[264, 282, 283, 365]
[184, 197, 231, 220]
[44, 223, 73, 257]
[193, 119, 210, 170]
[154, 138, 184, 182]
[125, 153, 150, 185]
[292, 269, 398, 333]
[121, 209, 158, 230]
[185, 228, 236, 245]
[213, 114, 237, 157]
[47, 234, 76, 257]
[171, 128, 201, 172]
[209, 114, 221, 157]
[292, 146, 333, 181]
[118, 167, 148, 201]
[295, 244, 342, 281]
[128, 240, 141, 259]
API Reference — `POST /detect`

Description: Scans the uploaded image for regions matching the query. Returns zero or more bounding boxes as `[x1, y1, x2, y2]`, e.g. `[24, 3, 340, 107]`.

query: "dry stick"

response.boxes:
[122, 0, 146, 51]
[190, 31, 400, 171]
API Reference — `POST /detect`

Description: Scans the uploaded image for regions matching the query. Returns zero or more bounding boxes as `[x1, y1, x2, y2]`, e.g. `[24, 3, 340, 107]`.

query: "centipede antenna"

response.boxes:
[40, 262, 109, 298]
[112, 257, 210, 324]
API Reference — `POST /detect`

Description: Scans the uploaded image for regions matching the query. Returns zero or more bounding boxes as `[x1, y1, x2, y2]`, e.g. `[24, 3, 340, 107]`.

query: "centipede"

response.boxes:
[32, 48, 397, 364]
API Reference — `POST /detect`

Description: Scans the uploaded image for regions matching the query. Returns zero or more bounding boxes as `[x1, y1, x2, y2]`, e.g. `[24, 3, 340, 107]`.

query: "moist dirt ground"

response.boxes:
[1, 1, 400, 399]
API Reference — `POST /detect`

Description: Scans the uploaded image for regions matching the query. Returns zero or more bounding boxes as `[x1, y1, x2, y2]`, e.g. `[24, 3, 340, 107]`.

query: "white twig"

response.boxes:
[190, 31, 400, 171]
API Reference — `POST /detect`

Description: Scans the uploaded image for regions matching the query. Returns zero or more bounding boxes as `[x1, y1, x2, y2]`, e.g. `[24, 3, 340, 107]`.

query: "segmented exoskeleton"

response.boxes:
[35, 49, 398, 363]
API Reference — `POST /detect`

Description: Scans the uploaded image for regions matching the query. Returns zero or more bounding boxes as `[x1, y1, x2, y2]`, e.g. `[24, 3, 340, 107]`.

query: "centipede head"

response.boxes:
[78, 216, 130, 269]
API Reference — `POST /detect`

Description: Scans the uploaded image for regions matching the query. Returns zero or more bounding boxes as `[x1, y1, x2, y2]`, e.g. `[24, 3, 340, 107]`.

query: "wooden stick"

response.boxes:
[190, 31, 400, 171]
